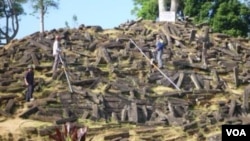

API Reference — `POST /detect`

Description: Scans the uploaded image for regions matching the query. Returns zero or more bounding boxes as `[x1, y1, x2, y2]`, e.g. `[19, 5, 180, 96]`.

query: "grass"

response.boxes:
[151, 86, 176, 95]
[2, 21, 248, 141]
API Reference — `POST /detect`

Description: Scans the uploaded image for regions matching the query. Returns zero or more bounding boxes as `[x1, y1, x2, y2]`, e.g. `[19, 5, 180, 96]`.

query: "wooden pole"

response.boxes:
[130, 39, 181, 91]
[59, 54, 73, 93]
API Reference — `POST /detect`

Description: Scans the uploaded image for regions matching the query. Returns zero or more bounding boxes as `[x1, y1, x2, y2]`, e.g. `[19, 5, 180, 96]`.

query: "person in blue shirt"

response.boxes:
[152, 35, 165, 69]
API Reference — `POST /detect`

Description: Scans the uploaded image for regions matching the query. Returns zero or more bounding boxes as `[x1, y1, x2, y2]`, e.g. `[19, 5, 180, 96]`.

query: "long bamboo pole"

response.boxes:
[59, 54, 73, 93]
[129, 39, 181, 91]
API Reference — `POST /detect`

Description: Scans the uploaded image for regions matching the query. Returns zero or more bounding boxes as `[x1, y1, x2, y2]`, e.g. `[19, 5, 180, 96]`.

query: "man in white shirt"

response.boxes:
[52, 35, 61, 74]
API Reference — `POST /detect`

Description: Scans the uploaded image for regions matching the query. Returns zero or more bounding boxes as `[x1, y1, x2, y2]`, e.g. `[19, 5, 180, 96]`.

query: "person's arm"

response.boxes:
[53, 41, 57, 56]
[152, 40, 159, 52]
[56, 41, 61, 52]
[24, 72, 28, 86]
[155, 41, 161, 51]
[56, 46, 61, 52]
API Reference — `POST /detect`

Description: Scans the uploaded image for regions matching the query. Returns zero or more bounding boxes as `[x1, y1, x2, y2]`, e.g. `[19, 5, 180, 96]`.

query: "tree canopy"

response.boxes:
[0, 0, 27, 45]
[132, 0, 250, 37]
[131, 0, 159, 20]
[0, 0, 60, 44]
[0, 0, 26, 18]
[29, 0, 59, 33]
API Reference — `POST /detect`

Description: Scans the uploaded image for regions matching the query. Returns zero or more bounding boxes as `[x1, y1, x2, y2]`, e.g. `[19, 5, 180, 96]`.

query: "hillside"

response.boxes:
[0, 19, 250, 141]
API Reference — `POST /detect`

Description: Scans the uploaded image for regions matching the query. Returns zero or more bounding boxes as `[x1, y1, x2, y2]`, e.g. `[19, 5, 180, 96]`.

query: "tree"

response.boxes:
[184, 0, 250, 37]
[65, 21, 70, 29]
[131, 0, 158, 20]
[72, 14, 78, 28]
[243, 0, 250, 7]
[64, 14, 78, 29]
[0, 0, 26, 45]
[212, 1, 250, 36]
[132, 0, 250, 37]
[29, 0, 59, 33]
[131, 0, 181, 20]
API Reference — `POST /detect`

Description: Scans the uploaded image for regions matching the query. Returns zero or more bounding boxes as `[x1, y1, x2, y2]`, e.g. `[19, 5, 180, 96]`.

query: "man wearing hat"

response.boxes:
[24, 64, 35, 102]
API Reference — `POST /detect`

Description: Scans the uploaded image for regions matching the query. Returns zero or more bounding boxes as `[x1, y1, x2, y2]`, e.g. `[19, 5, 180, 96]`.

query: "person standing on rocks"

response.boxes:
[152, 35, 165, 69]
[24, 64, 35, 102]
[52, 35, 62, 74]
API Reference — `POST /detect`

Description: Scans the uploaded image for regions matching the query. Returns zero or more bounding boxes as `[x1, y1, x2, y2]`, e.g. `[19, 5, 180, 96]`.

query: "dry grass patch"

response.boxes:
[151, 86, 176, 95]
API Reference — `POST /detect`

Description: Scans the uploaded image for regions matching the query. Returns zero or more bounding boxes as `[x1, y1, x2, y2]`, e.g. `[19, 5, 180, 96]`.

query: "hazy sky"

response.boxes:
[16, 0, 136, 39]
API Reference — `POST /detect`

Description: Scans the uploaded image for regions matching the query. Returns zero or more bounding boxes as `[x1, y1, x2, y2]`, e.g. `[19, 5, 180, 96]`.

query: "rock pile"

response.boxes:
[0, 19, 250, 140]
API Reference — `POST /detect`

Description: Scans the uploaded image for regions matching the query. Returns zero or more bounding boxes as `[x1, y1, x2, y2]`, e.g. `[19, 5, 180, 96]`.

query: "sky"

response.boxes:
[16, 0, 137, 39]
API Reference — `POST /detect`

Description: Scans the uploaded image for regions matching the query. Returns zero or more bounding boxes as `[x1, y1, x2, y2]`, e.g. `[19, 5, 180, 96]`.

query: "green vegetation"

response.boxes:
[131, 0, 159, 20]
[0, 0, 27, 44]
[132, 0, 250, 37]
[29, 0, 59, 33]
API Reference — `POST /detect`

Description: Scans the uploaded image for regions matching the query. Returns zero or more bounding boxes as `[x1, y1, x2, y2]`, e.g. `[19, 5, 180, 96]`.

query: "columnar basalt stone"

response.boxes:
[190, 73, 202, 90]
[121, 105, 128, 122]
[4, 99, 15, 114]
[91, 104, 100, 120]
[128, 102, 138, 123]
[233, 66, 239, 88]
[1, 18, 250, 140]
[242, 85, 250, 112]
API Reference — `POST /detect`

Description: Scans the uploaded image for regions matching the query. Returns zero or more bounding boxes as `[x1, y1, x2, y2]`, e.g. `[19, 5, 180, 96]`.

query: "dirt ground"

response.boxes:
[0, 118, 35, 135]
[0, 102, 52, 140]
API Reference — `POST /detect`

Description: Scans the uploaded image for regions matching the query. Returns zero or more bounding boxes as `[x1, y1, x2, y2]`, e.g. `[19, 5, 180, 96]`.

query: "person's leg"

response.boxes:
[52, 56, 56, 72]
[25, 89, 29, 102]
[157, 50, 163, 68]
[30, 85, 34, 99]
[153, 51, 157, 61]
[52, 54, 59, 72]
[59, 54, 66, 67]
[26, 85, 32, 102]
[150, 51, 154, 64]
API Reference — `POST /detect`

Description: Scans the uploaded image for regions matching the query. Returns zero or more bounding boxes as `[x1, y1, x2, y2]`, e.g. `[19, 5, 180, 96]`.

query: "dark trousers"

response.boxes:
[26, 85, 34, 102]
